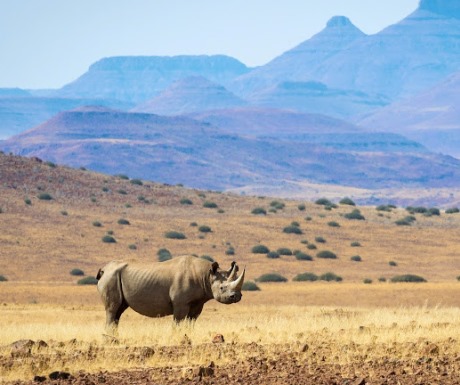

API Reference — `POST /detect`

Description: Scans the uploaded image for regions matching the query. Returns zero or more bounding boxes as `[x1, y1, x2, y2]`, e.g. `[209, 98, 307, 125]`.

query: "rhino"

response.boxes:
[96, 255, 245, 331]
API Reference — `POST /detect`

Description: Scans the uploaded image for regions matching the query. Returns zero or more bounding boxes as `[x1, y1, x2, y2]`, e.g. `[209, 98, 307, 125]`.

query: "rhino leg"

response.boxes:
[187, 302, 205, 320]
[172, 304, 191, 323]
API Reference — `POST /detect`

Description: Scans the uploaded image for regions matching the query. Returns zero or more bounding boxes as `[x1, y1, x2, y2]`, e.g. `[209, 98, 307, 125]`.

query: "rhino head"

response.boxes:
[209, 261, 245, 304]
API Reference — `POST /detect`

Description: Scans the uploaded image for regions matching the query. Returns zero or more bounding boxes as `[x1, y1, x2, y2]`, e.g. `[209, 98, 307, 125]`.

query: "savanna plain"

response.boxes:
[1, 153, 460, 384]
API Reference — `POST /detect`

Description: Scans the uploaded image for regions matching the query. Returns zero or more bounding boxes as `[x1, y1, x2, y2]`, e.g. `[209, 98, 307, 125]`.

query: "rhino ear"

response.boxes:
[211, 262, 219, 274]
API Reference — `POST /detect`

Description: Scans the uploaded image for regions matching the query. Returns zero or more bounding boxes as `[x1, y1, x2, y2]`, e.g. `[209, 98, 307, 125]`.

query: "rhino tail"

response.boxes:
[96, 268, 104, 281]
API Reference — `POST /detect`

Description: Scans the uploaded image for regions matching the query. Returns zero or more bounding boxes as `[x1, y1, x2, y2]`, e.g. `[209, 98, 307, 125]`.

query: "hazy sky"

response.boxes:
[1, 0, 419, 89]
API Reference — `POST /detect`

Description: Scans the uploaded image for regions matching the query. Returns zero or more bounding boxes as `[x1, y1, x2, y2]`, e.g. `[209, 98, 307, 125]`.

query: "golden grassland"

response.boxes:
[1, 286, 460, 382]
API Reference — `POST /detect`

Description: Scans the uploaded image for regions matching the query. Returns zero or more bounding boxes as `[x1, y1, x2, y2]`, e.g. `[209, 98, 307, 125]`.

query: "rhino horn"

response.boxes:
[227, 262, 238, 282]
[230, 267, 245, 291]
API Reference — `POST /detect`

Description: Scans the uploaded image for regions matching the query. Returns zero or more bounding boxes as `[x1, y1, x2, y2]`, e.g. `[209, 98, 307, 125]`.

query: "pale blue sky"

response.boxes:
[1, 0, 419, 89]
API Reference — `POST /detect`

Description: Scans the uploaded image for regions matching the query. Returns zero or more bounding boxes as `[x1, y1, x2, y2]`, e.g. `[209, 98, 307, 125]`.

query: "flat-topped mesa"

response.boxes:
[327, 16, 355, 28]
[419, 0, 460, 18]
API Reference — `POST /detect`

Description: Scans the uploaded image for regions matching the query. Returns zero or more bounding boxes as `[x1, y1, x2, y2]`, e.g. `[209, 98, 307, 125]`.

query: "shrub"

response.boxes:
[395, 216, 415, 226]
[307, 244, 317, 250]
[61, 210, 68, 216]
[102, 187, 109, 192]
[130, 179, 143, 185]
[0, 275, 8, 282]
[165, 231, 186, 240]
[118, 218, 130, 225]
[45, 161, 56, 168]
[298, 204, 306, 211]
[339, 197, 356, 206]
[379, 277, 387, 282]
[77, 276, 98, 285]
[70, 268, 84, 276]
[225, 247, 235, 255]
[315, 236, 326, 243]
[107, 230, 114, 235]
[117, 189, 127, 195]
[363, 278, 373, 284]
[319, 272, 342, 282]
[198, 225, 212, 233]
[350, 241, 361, 247]
[390, 274, 427, 283]
[283, 225, 303, 234]
[406, 206, 427, 214]
[293, 272, 318, 282]
[203, 201, 218, 208]
[242, 281, 261, 291]
[328, 221, 340, 227]
[200, 255, 214, 262]
[252, 245, 270, 254]
[92, 221, 102, 227]
[116, 174, 130, 180]
[102, 235, 116, 243]
[315, 198, 333, 206]
[376, 204, 395, 212]
[24, 198, 32, 205]
[158, 248, 172, 262]
[344, 209, 365, 220]
[267, 251, 280, 259]
[295, 252, 313, 261]
[316, 250, 337, 259]
[180, 198, 193, 205]
[270, 200, 285, 210]
[277, 248, 293, 256]
[350, 255, 362, 262]
[190, 222, 198, 227]
[256, 273, 288, 283]
[389, 261, 398, 267]
[38, 193, 53, 201]
[128, 244, 137, 250]
[457, 276, 460, 281]
[251, 207, 267, 215]
[446, 207, 460, 214]
[426, 208, 440, 216]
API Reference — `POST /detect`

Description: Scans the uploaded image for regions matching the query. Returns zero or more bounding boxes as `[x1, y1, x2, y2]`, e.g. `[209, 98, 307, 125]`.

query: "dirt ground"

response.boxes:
[4, 338, 460, 385]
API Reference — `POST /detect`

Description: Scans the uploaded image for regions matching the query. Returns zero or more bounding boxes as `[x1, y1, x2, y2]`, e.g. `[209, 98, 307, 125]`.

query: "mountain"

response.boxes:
[55, 55, 251, 104]
[132, 76, 247, 115]
[0, 96, 134, 139]
[246, 81, 388, 119]
[358, 71, 460, 158]
[231, 0, 460, 106]
[1, 106, 459, 192]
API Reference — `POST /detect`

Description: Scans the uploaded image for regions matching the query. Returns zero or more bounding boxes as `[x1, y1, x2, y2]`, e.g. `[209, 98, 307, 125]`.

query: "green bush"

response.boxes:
[116, 174, 129, 180]
[158, 248, 172, 262]
[395, 216, 416, 226]
[130, 179, 143, 185]
[295, 252, 313, 261]
[270, 200, 285, 210]
[180, 198, 193, 205]
[426, 208, 440, 216]
[379, 277, 387, 282]
[376, 204, 395, 212]
[61, 210, 68, 216]
[251, 207, 267, 215]
[315, 236, 326, 243]
[298, 204, 306, 211]
[117, 189, 127, 195]
[446, 207, 460, 214]
[457, 276, 460, 281]
[307, 244, 317, 250]
[406, 206, 427, 214]
[267, 251, 280, 259]
[283, 225, 303, 234]
[351, 255, 362, 262]
[328, 221, 340, 227]
[203, 201, 218, 208]
[315, 198, 333, 206]
[102, 235, 116, 243]
[256, 273, 288, 283]
[350, 241, 361, 247]
[92, 221, 102, 227]
[242, 281, 261, 291]
[200, 255, 214, 262]
[24, 198, 32, 205]
[277, 248, 293, 256]
[389, 261, 398, 267]
[293, 272, 318, 282]
[0, 275, 8, 282]
[252, 245, 270, 254]
[45, 161, 56, 168]
[38, 193, 53, 201]
[225, 247, 235, 255]
[319, 272, 342, 282]
[316, 250, 337, 259]
[70, 268, 84, 276]
[390, 274, 427, 283]
[190, 222, 198, 227]
[128, 244, 137, 250]
[77, 276, 98, 285]
[198, 225, 212, 233]
[339, 197, 356, 206]
[363, 278, 373, 284]
[165, 231, 186, 239]
[344, 209, 365, 220]
[118, 218, 130, 225]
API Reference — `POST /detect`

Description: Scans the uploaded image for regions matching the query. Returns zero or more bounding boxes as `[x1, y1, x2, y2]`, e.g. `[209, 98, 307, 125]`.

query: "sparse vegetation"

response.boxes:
[389, 261, 398, 267]
[0, 275, 8, 282]
[293, 272, 318, 282]
[395, 216, 416, 226]
[225, 247, 235, 255]
[390, 274, 427, 283]
[267, 251, 280, 259]
[319, 272, 343, 282]
[295, 252, 313, 261]
[364, 278, 373, 284]
[256, 273, 288, 283]
[92, 221, 102, 227]
[198, 225, 212, 233]
[157, 248, 172, 262]
[164, 231, 186, 240]
[251, 245, 270, 254]
[316, 250, 337, 259]
[128, 244, 137, 250]
[117, 189, 127, 195]
[24, 198, 31, 205]
[328, 221, 340, 227]
[180, 198, 193, 205]
[339, 197, 356, 206]
[344, 209, 365, 220]
[277, 248, 293, 256]
[351, 255, 362, 262]
[446, 207, 460, 214]
[130, 179, 143, 186]
[118, 218, 130, 225]
[315, 236, 326, 243]
[350, 241, 361, 247]
[70, 268, 84, 276]
[203, 201, 218, 209]
[251, 207, 267, 215]
[297, 204, 306, 211]
[77, 276, 98, 285]
[200, 255, 214, 262]
[38, 193, 53, 201]
[241, 281, 260, 291]
[102, 235, 116, 243]
[283, 225, 303, 234]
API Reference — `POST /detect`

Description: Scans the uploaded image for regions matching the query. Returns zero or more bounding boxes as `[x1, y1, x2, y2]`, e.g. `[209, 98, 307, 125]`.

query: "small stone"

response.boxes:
[212, 334, 225, 343]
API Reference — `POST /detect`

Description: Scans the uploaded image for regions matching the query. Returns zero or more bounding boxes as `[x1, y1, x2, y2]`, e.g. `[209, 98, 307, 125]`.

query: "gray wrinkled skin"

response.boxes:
[97, 256, 245, 332]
